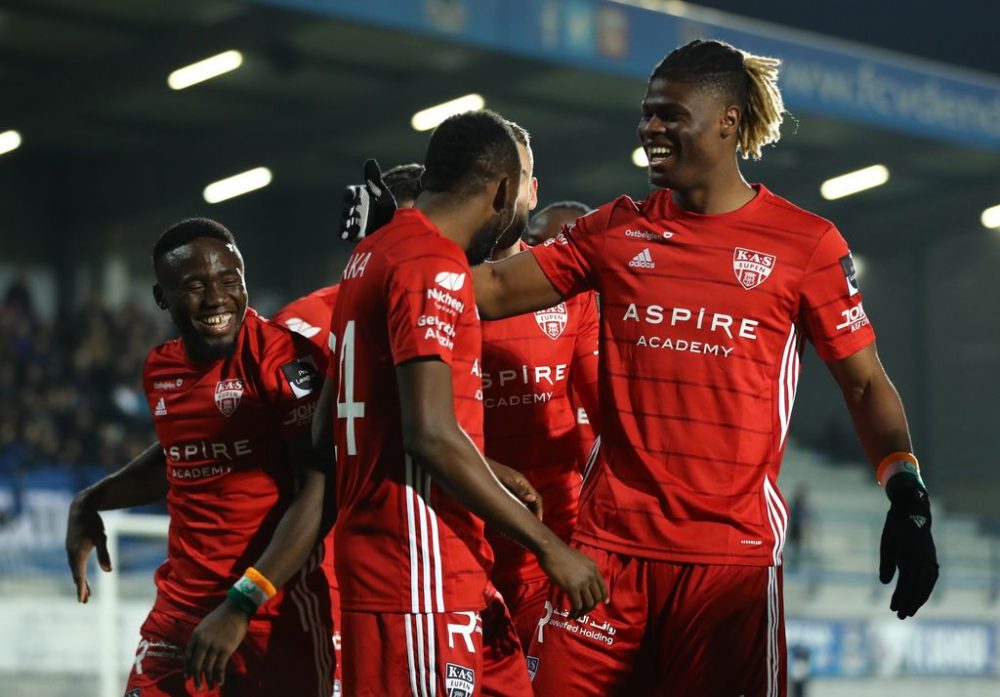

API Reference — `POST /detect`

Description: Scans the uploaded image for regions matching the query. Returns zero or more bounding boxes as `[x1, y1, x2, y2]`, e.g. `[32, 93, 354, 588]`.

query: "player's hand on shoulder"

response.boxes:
[489, 460, 543, 521]
[65, 493, 112, 603]
[184, 598, 251, 690]
[537, 541, 608, 620]
[340, 158, 398, 241]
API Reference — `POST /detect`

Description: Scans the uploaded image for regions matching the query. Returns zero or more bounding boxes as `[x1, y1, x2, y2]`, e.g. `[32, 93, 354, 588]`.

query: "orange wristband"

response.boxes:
[876, 451, 920, 488]
[245, 567, 277, 599]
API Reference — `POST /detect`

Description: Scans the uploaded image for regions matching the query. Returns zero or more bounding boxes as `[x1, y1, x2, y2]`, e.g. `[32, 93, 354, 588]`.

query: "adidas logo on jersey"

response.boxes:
[154, 397, 167, 417]
[628, 248, 655, 269]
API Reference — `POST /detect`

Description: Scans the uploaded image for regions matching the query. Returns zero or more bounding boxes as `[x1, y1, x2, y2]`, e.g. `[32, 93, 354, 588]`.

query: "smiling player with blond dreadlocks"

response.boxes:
[471, 38, 939, 696]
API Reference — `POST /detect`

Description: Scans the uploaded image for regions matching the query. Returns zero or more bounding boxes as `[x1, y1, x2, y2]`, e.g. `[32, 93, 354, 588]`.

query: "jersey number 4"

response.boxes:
[336, 320, 366, 455]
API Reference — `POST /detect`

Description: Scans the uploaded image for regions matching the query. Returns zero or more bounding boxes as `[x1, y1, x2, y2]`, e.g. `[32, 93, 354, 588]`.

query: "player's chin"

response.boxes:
[647, 167, 678, 191]
[192, 332, 239, 359]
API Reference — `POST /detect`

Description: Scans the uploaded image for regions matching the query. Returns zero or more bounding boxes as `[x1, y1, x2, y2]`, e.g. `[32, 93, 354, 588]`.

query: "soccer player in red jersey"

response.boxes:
[65, 218, 334, 695]
[314, 110, 606, 697]
[521, 200, 600, 452]
[472, 40, 939, 696]
[272, 163, 423, 694]
[522, 200, 593, 247]
[481, 125, 601, 651]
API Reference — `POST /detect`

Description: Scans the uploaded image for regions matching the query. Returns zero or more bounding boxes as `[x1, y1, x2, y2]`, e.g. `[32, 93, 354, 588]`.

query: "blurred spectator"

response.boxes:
[790, 644, 811, 697]
[0, 280, 166, 475]
[787, 484, 813, 571]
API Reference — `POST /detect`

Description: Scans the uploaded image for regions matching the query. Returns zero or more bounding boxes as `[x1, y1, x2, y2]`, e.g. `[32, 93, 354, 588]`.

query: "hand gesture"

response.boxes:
[538, 542, 608, 620]
[880, 473, 939, 619]
[184, 598, 251, 690]
[340, 159, 398, 241]
[65, 495, 112, 603]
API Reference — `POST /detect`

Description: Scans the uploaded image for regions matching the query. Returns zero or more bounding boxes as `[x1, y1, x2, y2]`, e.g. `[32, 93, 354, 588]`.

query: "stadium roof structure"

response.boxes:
[0, 0, 997, 271]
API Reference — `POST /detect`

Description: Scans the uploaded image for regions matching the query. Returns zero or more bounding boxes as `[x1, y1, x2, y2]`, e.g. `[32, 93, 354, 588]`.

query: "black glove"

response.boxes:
[339, 159, 398, 241]
[879, 472, 939, 619]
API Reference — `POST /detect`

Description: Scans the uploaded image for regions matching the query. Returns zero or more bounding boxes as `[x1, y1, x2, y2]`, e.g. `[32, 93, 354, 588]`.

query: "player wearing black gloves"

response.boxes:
[878, 455, 938, 618]
[340, 160, 422, 241]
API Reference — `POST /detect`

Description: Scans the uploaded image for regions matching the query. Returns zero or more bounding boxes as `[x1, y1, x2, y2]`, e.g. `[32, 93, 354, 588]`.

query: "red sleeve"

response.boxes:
[571, 291, 600, 431]
[799, 226, 876, 361]
[529, 205, 608, 297]
[387, 254, 471, 367]
[267, 333, 328, 440]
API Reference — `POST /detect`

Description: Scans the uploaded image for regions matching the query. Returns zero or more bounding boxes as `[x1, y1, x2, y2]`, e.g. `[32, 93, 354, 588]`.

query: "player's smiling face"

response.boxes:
[638, 78, 732, 191]
[154, 237, 248, 361]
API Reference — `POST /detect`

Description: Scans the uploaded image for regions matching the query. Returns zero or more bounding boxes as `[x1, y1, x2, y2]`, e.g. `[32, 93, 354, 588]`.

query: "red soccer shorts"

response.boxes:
[493, 575, 550, 653]
[322, 532, 343, 693]
[125, 600, 335, 697]
[526, 542, 786, 697]
[342, 587, 531, 697]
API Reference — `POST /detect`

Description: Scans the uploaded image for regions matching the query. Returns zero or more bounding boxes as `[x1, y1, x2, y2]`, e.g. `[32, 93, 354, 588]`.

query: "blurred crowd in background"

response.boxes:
[0, 277, 164, 478]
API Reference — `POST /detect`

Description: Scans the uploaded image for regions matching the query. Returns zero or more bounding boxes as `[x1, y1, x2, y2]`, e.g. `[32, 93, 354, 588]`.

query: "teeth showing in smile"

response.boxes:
[647, 146, 673, 158]
[200, 313, 233, 326]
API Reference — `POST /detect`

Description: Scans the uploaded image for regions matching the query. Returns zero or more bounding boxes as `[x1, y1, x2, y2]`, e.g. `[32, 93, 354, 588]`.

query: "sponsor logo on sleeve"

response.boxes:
[281, 356, 320, 399]
[840, 253, 860, 297]
[835, 302, 869, 333]
[435, 271, 466, 291]
[733, 247, 776, 290]
[214, 379, 244, 417]
[445, 663, 475, 697]
[534, 302, 568, 339]
[283, 317, 322, 339]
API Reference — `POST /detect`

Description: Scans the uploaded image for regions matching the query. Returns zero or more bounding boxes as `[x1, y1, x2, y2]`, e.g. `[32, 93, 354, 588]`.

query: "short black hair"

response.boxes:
[421, 110, 520, 198]
[652, 39, 748, 109]
[382, 163, 424, 205]
[153, 217, 236, 265]
[537, 200, 592, 217]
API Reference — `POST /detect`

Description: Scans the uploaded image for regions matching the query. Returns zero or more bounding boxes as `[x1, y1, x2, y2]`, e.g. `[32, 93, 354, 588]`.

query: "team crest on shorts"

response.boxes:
[733, 247, 776, 290]
[214, 379, 244, 417]
[526, 656, 540, 681]
[534, 303, 568, 339]
[445, 662, 475, 697]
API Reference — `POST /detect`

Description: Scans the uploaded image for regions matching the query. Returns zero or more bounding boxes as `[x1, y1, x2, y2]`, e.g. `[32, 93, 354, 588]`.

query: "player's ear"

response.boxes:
[721, 104, 741, 138]
[529, 177, 539, 211]
[491, 176, 510, 215]
[152, 284, 168, 310]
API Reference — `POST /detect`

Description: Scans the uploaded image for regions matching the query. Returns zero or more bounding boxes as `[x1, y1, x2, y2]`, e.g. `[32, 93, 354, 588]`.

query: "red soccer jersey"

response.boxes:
[330, 208, 492, 613]
[481, 243, 599, 585]
[530, 185, 875, 566]
[143, 309, 328, 622]
[272, 284, 340, 353]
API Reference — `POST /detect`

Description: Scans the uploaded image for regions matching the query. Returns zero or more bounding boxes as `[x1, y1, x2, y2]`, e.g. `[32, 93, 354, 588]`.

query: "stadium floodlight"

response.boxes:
[820, 165, 889, 200]
[168, 50, 244, 90]
[852, 254, 866, 279]
[0, 129, 22, 156]
[632, 146, 649, 168]
[411, 94, 485, 132]
[203, 166, 273, 204]
[981, 204, 1000, 229]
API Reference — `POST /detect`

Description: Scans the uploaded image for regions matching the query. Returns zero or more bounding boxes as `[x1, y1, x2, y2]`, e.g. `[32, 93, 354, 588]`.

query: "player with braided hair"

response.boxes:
[472, 38, 938, 696]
